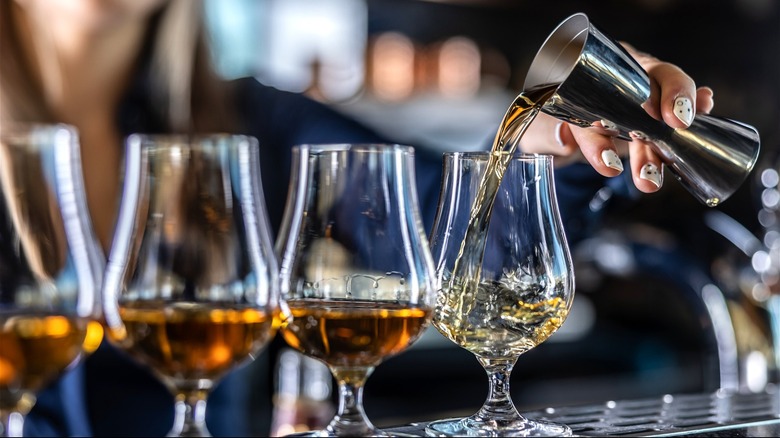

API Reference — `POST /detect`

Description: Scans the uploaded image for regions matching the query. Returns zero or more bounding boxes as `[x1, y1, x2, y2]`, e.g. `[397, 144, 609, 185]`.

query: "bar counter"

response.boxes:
[384, 385, 780, 436]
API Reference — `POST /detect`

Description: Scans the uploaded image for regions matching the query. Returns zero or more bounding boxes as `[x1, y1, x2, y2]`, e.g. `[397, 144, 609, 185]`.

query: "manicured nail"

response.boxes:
[640, 163, 663, 188]
[629, 130, 648, 141]
[674, 96, 693, 126]
[600, 119, 618, 133]
[554, 122, 565, 147]
[601, 149, 623, 172]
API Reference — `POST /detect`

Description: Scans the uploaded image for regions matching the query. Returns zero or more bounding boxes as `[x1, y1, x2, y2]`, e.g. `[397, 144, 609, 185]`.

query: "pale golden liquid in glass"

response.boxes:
[436, 279, 568, 359]
[435, 84, 567, 359]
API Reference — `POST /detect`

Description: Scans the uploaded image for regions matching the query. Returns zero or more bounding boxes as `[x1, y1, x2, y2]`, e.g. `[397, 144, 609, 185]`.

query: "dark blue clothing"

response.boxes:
[24, 77, 448, 437]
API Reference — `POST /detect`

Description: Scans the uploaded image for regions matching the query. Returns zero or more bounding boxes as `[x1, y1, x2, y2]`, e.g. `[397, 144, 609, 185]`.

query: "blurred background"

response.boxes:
[200, 0, 780, 434]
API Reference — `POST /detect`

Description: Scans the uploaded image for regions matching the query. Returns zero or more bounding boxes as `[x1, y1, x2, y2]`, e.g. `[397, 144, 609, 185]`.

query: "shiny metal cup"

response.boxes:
[524, 13, 761, 206]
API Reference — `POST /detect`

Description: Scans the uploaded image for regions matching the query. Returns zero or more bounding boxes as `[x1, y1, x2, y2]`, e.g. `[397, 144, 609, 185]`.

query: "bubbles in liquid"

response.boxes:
[300, 272, 413, 302]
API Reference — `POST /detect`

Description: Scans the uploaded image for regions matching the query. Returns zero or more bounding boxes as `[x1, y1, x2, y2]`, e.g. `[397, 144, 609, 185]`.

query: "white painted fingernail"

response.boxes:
[640, 163, 663, 188]
[674, 96, 693, 126]
[554, 122, 565, 147]
[601, 150, 623, 172]
[600, 119, 618, 133]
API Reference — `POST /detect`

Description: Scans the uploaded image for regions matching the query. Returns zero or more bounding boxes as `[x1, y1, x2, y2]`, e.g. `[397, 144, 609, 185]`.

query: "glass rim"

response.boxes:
[443, 151, 554, 161]
[126, 133, 259, 149]
[292, 143, 415, 155]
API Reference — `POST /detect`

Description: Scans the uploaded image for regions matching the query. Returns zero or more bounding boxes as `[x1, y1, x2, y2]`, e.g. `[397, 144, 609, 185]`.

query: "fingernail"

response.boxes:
[674, 96, 693, 126]
[554, 122, 565, 147]
[640, 163, 663, 188]
[600, 119, 618, 133]
[601, 150, 623, 172]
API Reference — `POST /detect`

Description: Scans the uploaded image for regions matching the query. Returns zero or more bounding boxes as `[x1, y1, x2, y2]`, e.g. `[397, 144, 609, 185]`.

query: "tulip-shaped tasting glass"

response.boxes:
[426, 152, 574, 437]
[0, 124, 104, 437]
[276, 144, 436, 437]
[102, 134, 279, 437]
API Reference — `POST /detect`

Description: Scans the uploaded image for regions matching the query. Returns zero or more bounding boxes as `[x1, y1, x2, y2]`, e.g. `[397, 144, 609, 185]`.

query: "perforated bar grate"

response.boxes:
[524, 385, 780, 436]
[387, 385, 780, 436]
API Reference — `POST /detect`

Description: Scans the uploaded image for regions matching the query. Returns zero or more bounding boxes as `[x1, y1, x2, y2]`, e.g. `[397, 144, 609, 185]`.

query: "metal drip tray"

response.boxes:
[386, 385, 780, 436]
[525, 386, 780, 436]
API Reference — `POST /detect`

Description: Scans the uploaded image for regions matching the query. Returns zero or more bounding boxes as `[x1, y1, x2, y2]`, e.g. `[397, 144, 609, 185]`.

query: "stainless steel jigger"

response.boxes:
[525, 12, 761, 206]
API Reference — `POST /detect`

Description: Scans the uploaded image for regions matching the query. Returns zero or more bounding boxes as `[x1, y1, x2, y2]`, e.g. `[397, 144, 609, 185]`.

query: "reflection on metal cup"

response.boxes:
[525, 13, 761, 206]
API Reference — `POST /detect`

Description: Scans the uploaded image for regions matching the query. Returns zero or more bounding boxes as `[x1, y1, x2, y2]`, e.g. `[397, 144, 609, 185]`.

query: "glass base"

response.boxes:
[166, 425, 211, 437]
[425, 416, 572, 437]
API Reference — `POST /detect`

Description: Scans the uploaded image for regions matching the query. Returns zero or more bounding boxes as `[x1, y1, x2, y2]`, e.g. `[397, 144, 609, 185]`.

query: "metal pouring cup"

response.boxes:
[524, 13, 761, 206]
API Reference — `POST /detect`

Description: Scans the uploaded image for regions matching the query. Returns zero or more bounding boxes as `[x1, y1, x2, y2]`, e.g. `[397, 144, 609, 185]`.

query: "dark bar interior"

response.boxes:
[2, 0, 778, 436]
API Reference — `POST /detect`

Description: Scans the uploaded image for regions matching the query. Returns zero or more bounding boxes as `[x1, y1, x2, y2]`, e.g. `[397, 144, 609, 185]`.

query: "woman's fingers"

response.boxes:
[696, 86, 715, 114]
[570, 125, 665, 194]
[628, 46, 697, 129]
[648, 62, 698, 129]
[569, 125, 623, 177]
[623, 42, 715, 125]
[525, 113, 630, 179]
[628, 137, 664, 193]
[521, 112, 578, 155]
[529, 115, 666, 195]
[520, 42, 717, 193]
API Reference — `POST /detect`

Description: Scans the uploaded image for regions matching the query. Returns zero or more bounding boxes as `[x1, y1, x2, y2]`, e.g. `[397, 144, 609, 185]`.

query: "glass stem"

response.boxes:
[476, 357, 523, 422]
[169, 390, 210, 437]
[328, 366, 376, 436]
[0, 411, 25, 438]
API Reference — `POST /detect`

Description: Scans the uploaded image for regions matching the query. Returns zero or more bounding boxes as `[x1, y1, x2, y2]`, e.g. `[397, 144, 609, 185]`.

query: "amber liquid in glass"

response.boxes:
[0, 314, 97, 411]
[281, 299, 431, 370]
[115, 302, 274, 383]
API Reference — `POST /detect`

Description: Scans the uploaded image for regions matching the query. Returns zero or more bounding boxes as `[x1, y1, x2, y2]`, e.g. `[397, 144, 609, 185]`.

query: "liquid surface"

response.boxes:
[281, 299, 431, 369]
[116, 302, 275, 384]
[434, 84, 563, 356]
[436, 275, 569, 359]
[0, 313, 92, 411]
